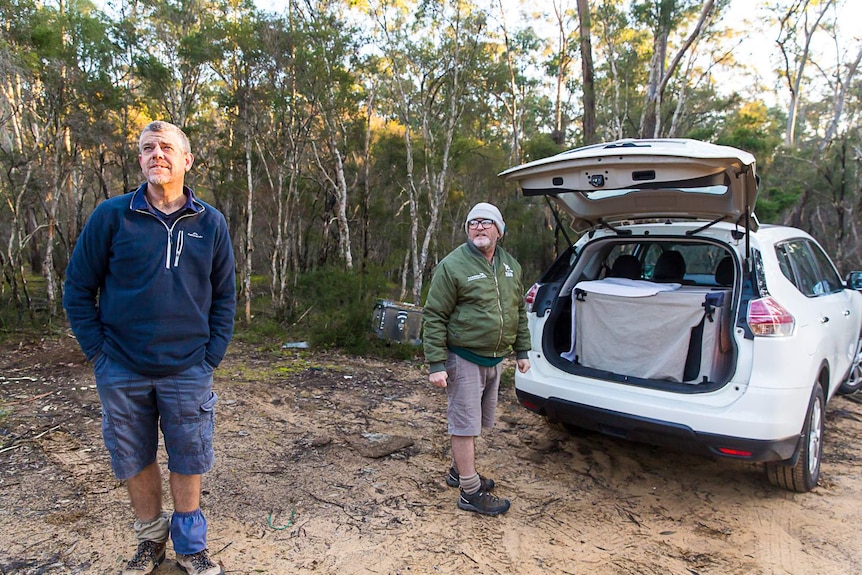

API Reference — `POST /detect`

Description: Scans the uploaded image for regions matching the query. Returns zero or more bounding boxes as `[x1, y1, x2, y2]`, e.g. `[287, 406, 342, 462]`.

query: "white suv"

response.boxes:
[500, 138, 862, 492]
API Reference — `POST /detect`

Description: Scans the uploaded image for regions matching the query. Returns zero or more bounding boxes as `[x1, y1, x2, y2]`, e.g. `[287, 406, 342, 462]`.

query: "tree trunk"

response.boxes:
[776, 0, 833, 147]
[497, 0, 521, 162]
[552, 0, 571, 145]
[577, 0, 596, 145]
[641, 0, 715, 138]
[821, 45, 862, 149]
[243, 131, 254, 325]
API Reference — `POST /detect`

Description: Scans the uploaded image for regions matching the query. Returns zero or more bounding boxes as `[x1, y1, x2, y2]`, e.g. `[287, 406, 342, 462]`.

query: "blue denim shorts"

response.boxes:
[94, 354, 218, 480]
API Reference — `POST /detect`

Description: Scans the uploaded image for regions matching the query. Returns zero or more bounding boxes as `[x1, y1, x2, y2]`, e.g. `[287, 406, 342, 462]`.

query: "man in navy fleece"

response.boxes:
[63, 121, 235, 575]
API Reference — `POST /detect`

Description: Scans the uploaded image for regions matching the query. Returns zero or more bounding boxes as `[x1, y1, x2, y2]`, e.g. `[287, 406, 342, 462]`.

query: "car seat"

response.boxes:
[652, 250, 686, 282]
[714, 256, 734, 286]
[609, 254, 642, 280]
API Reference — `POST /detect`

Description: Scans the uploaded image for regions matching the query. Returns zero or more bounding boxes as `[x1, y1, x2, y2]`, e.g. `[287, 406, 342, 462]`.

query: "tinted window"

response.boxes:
[808, 241, 843, 294]
[776, 239, 842, 297]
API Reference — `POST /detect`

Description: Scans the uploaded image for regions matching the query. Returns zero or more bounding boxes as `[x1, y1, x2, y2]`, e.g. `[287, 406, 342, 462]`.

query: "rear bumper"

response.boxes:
[516, 389, 800, 462]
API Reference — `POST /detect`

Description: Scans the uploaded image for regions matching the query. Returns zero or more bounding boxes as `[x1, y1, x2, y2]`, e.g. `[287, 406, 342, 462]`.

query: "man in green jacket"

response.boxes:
[423, 202, 531, 516]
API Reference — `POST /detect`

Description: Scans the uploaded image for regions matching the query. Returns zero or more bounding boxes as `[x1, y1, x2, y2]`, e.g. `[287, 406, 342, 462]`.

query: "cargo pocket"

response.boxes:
[199, 391, 218, 446]
[101, 409, 120, 455]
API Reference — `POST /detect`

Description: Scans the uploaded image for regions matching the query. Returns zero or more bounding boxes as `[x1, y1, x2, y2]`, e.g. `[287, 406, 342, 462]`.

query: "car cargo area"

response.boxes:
[543, 238, 738, 392]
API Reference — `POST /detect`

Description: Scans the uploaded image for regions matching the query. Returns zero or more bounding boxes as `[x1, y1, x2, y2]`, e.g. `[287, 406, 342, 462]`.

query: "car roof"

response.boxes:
[499, 138, 759, 232]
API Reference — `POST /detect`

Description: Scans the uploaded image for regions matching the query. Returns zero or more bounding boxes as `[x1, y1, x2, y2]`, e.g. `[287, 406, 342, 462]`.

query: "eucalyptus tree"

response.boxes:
[576, 0, 596, 144]
[131, 0, 221, 128]
[1, 0, 42, 314]
[366, 0, 493, 304]
[488, 0, 543, 164]
[590, 0, 647, 140]
[206, 0, 263, 324]
[291, 0, 366, 273]
[633, 0, 719, 138]
[250, 9, 316, 312]
[1, 0, 122, 318]
[773, 0, 836, 147]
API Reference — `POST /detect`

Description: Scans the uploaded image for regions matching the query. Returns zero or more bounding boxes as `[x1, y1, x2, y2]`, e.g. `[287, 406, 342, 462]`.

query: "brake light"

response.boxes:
[747, 296, 795, 337]
[524, 283, 540, 312]
[717, 447, 753, 457]
[519, 397, 541, 412]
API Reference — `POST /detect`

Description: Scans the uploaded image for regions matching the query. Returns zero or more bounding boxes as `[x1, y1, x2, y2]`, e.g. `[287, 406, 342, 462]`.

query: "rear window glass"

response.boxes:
[604, 242, 731, 286]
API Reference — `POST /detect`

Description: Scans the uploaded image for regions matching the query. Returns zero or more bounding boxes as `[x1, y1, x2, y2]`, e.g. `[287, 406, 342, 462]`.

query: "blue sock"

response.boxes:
[170, 508, 207, 555]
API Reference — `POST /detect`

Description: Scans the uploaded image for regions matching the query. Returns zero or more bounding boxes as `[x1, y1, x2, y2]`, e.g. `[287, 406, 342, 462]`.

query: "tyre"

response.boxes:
[839, 337, 862, 395]
[765, 384, 824, 493]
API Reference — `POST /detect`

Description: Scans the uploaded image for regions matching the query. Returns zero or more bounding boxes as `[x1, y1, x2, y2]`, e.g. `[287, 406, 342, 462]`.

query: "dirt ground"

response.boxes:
[1, 334, 862, 575]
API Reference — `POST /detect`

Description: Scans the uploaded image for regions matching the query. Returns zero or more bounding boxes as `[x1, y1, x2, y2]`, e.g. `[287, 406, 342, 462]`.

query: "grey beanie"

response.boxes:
[465, 202, 505, 236]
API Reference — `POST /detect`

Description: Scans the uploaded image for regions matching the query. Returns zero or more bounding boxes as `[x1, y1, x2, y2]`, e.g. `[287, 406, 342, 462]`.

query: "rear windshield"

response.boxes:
[604, 242, 732, 287]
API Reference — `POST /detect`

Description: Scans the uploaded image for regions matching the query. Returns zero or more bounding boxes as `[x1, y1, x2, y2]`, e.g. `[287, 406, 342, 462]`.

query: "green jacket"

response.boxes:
[423, 242, 531, 372]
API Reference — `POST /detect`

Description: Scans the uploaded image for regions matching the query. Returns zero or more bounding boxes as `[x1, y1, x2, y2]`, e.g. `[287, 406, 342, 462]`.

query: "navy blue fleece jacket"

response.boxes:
[63, 184, 236, 376]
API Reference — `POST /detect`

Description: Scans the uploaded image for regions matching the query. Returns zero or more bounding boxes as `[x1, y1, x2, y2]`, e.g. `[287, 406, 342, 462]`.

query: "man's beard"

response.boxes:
[471, 235, 493, 250]
[146, 169, 173, 186]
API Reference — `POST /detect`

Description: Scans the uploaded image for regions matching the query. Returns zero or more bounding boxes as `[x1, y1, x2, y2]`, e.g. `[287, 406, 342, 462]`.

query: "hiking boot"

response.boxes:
[458, 489, 510, 516]
[176, 549, 224, 575]
[120, 540, 166, 575]
[445, 467, 495, 491]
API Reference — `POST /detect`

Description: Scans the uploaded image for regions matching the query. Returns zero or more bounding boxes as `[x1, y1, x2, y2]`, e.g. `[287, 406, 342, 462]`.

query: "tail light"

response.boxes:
[747, 296, 795, 337]
[524, 283, 540, 312]
[716, 447, 753, 458]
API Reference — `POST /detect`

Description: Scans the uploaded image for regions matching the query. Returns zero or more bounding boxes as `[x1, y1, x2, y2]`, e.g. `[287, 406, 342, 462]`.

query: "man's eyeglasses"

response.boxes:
[468, 219, 495, 230]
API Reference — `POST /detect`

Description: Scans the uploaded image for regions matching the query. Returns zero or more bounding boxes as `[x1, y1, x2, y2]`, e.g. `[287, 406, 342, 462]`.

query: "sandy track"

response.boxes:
[1, 337, 861, 574]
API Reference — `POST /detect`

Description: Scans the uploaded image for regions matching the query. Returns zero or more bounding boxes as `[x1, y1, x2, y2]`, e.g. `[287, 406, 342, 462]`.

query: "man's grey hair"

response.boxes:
[139, 121, 191, 154]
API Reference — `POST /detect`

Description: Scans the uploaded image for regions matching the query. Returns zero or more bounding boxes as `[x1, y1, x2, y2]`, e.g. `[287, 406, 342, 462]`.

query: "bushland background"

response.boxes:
[2, 0, 862, 342]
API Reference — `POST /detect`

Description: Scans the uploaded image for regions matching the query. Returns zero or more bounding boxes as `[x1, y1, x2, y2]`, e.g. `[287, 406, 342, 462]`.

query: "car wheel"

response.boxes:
[839, 337, 862, 395]
[765, 384, 824, 493]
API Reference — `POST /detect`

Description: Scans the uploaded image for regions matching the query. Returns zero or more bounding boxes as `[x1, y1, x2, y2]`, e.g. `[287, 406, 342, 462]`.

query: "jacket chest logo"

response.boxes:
[503, 263, 514, 278]
[467, 272, 488, 282]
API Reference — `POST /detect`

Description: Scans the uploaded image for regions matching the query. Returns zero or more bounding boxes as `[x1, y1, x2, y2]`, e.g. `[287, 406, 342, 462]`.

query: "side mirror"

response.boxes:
[845, 271, 862, 290]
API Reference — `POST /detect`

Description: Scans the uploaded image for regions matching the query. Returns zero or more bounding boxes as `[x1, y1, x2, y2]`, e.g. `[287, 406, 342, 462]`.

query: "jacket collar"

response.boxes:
[129, 182, 205, 215]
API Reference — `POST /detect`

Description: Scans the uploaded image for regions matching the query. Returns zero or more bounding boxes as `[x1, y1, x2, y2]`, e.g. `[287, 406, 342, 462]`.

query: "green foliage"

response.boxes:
[716, 102, 783, 160]
[497, 196, 558, 282]
[754, 184, 801, 224]
[522, 133, 566, 163]
[234, 266, 422, 360]
[0, 273, 64, 337]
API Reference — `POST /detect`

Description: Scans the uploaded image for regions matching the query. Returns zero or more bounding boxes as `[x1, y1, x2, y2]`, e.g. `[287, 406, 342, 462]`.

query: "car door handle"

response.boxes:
[844, 310, 851, 316]
[821, 316, 829, 324]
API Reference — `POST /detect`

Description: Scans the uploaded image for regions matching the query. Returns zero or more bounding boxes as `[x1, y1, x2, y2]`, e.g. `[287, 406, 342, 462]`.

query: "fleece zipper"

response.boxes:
[134, 209, 197, 269]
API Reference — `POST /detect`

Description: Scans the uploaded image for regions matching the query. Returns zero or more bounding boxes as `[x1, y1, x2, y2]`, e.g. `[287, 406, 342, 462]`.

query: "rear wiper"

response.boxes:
[597, 218, 633, 235]
[685, 215, 727, 236]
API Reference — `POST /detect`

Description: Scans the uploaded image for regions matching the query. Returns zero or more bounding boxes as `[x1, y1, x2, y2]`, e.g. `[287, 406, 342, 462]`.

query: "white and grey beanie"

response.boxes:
[465, 202, 505, 236]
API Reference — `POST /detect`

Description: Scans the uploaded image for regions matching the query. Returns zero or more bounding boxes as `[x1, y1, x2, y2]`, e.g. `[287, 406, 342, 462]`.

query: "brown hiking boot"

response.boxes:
[120, 540, 165, 575]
